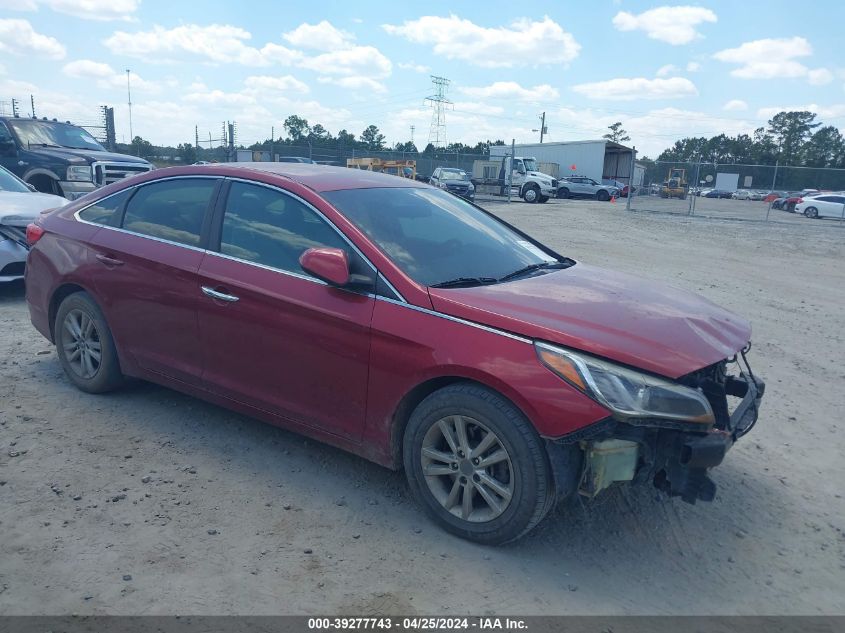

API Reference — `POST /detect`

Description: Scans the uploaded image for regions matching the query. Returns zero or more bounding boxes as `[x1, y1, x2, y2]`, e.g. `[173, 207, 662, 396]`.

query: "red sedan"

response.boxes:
[24, 164, 764, 544]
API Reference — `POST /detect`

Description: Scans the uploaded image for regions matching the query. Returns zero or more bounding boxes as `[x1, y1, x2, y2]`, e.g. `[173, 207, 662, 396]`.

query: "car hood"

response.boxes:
[527, 171, 553, 181]
[24, 146, 151, 166]
[0, 191, 69, 226]
[428, 263, 751, 379]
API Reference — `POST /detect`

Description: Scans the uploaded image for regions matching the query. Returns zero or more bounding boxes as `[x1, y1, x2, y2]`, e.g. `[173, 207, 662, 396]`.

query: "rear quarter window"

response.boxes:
[78, 189, 132, 226]
[122, 178, 216, 247]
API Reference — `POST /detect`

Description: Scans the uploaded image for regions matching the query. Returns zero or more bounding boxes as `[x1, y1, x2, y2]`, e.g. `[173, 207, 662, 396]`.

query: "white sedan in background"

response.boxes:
[795, 193, 845, 219]
[0, 166, 69, 282]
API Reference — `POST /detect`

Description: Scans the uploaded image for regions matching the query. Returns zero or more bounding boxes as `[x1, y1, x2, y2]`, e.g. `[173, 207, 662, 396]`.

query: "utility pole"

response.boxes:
[410, 124, 415, 146]
[625, 146, 636, 212]
[11, 98, 19, 117]
[195, 125, 199, 149]
[508, 139, 515, 203]
[539, 112, 546, 143]
[425, 76, 452, 149]
[30, 95, 36, 118]
[126, 69, 133, 144]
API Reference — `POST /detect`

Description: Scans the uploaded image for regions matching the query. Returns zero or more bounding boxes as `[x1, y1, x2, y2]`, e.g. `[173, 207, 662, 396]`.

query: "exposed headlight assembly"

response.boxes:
[66, 165, 92, 182]
[535, 342, 714, 424]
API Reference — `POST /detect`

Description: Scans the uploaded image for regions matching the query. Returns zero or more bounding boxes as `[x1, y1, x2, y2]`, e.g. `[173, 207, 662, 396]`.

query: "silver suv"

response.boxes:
[557, 176, 619, 201]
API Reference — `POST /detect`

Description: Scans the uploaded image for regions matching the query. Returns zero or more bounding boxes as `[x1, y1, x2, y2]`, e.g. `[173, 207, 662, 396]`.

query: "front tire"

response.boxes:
[557, 187, 569, 199]
[538, 195, 549, 203]
[804, 207, 819, 219]
[523, 185, 540, 203]
[403, 383, 553, 545]
[55, 291, 124, 393]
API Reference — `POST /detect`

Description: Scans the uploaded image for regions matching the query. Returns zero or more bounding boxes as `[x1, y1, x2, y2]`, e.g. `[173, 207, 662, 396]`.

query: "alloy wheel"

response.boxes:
[61, 309, 102, 379]
[420, 415, 514, 522]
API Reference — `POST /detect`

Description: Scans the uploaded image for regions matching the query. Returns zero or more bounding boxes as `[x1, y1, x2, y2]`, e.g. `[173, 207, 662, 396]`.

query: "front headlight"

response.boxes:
[535, 342, 714, 424]
[468, 183, 475, 191]
[66, 165, 92, 182]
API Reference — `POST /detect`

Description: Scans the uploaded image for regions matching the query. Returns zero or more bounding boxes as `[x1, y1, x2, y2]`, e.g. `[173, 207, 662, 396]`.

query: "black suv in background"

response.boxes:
[0, 116, 152, 200]
[429, 167, 475, 201]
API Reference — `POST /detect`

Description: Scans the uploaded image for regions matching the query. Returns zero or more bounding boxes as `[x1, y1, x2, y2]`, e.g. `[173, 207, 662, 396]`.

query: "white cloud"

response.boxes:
[807, 68, 833, 86]
[383, 15, 580, 68]
[656, 64, 678, 77]
[104, 24, 303, 67]
[722, 99, 748, 111]
[318, 76, 386, 93]
[459, 81, 559, 102]
[282, 21, 354, 52]
[613, 6, 717, 45]
[686, 61, 701, 72]
[299, 45, 391, 78]
[63, 59, 158, 92]
[713, 37, 831, 86]
[573, 77, 698, 100]
[756, 103, 845, 121]
[243, 75, 310, 94]
[398, 62, 430, 73]
[0, 0, 139, 21]
[0, 19, 65, 59]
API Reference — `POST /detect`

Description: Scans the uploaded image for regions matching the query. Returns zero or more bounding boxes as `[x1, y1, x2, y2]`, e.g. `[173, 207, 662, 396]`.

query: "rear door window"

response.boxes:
[122, 178, 216, 247]
[218, 181, 349, 277]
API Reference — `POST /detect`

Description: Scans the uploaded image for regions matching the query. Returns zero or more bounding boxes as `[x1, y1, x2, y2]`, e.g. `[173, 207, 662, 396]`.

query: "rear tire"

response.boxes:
[403, 383, 553, 545]
[55, 291, 124, 393]
[596, 190, 609, 202]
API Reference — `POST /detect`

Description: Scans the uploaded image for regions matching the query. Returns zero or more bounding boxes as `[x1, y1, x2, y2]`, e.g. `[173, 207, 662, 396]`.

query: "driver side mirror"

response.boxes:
[0, 139, 16, 156]
[300, 247, 374, 290]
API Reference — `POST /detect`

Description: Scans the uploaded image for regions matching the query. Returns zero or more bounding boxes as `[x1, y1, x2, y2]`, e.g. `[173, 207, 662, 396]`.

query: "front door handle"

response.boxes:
[201, 286, 239, 303]
[95, 253, 124, 267]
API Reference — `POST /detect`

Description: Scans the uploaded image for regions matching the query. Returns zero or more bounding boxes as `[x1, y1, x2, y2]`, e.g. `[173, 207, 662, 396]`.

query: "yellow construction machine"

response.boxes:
[346, 158, 416, 179]
[660, 167, 688, 199]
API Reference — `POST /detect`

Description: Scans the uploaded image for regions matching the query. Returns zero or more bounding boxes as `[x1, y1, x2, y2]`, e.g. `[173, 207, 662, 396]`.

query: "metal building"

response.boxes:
[490, 140, 636, 185]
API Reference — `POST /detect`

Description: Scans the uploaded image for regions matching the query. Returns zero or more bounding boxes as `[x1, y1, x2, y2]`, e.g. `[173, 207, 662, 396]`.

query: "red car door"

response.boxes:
[88, 177, 220, 386]
[196, 179, 375, 440]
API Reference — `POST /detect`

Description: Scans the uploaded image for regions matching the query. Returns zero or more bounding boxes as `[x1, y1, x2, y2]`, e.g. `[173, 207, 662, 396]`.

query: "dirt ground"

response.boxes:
[1, 199, 843, 616]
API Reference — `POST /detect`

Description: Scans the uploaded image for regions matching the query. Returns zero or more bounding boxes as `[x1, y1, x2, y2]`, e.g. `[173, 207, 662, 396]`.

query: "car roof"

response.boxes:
[143, 162, 428, 193]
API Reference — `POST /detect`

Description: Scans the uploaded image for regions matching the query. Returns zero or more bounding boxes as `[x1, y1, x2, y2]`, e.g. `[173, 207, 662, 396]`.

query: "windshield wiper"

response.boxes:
[29, 143, 62, 148]
[498, 261, 568, 283]
[430, 276, 497, 289]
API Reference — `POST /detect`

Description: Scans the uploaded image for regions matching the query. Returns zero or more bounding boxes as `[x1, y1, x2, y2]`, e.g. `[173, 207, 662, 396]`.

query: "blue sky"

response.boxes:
[1, 0, 843, 156]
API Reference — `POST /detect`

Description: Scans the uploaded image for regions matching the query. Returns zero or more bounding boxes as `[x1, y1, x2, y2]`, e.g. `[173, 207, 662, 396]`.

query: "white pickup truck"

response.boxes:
[498, 156, 558, 203]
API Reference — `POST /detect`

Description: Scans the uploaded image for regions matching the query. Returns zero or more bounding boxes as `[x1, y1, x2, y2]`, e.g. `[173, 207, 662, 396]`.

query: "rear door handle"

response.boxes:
[201, 286, 239, 303]
[95, 253, 124, 267]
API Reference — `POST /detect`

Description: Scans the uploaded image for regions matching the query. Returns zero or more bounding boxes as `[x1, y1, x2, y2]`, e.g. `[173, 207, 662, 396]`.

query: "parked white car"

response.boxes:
[748, 191, 765, 201]
[0, 166, 68, 282]
[732, 189, 751, 200]
[794, 194, 845, 219]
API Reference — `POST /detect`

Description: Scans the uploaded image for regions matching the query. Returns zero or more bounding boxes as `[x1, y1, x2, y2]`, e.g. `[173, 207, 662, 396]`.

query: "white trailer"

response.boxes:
[490, 140, 636, 186]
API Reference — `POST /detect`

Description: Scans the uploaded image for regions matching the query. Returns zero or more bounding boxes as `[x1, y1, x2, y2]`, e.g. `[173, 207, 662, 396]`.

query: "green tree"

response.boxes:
[308, 123, 332, 143]
[283, 115, 310, 142]
[802, 126, 845, 168]
[336, 129, 356, 149]
[603, 121, 631, 143]
[360, 125, 385, 150]
[394, 141, 418, 152]
[177, 142, 197, 164]
[130, 136, 154, 158]
[767, 111, 821, 164]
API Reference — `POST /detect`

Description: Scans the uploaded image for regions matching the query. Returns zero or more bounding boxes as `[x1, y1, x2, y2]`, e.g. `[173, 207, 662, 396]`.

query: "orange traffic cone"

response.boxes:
[610, 195, 616, 204]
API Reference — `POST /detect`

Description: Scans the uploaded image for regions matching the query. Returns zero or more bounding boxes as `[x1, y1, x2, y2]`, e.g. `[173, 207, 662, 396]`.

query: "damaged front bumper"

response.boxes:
[549, 351, 765, 504]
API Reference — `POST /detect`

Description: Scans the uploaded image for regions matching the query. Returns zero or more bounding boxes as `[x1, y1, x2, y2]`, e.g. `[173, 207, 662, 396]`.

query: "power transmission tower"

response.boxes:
[30, 95, 36, 118]
[425, 76, 452, 149]
[410, 125, 415, 145]
[11, 98, 19, 117]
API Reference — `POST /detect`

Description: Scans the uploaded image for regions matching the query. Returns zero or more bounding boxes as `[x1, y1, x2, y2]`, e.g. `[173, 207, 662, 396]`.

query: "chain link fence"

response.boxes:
[628, 160, 845, 224]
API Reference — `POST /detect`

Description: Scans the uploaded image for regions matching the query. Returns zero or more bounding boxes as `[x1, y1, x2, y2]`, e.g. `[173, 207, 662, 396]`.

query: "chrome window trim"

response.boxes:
[375, 295, 531, 344]
[203, 249, 329, 287]
[377, 273, 406, 303]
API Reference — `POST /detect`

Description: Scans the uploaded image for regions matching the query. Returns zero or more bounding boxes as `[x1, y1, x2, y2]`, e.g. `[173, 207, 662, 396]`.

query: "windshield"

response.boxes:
[8, 119, 105, 151]
[323, 187, 560, 287]
[523, 158, 539, 172]
[0, 166, 31, 193]
[440, 169, 469, 181]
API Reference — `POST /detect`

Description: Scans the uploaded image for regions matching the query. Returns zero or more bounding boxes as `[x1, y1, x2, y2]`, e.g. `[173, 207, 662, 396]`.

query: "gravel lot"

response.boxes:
[1, 198, 843, 615]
